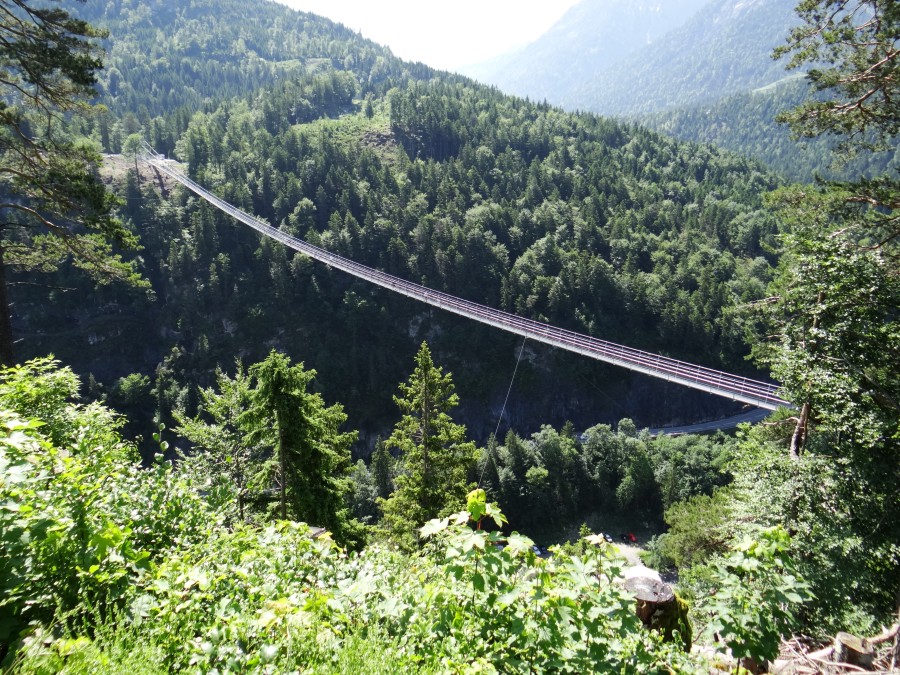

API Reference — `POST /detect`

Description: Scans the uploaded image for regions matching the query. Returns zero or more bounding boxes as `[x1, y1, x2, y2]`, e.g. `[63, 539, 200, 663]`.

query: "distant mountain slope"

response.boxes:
[79, 0, 430, 118]
[633, 79, 899, 182]
[460, 0, 709, 104]
[464, 0, 798, 117]
[571, 0, 799, 115]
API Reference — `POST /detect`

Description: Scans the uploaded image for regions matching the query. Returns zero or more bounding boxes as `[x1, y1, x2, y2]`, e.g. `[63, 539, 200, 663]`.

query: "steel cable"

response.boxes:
[141, 148, 790, 411]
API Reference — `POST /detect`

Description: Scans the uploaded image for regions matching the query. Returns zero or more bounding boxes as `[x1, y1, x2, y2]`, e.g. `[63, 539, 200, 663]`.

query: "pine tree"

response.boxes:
[380, 342, 477, 547]
[0, 0, 147, 363]
[728, 0, 900, 628]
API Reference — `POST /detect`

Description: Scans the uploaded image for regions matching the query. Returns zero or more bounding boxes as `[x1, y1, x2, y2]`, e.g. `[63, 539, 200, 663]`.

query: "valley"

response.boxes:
[0, 0, 897, 671]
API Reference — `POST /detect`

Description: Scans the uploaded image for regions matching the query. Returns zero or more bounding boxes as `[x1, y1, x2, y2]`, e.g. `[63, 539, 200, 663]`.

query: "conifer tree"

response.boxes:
[727, 0, 900, 628]
[371, 436, 394, 502]
[755, 0, 900, 453]
[242, 350, 360, 543]
[380, 342, 477, 547]
[0, 0, 146, 364]
[174, 363, 256, 522]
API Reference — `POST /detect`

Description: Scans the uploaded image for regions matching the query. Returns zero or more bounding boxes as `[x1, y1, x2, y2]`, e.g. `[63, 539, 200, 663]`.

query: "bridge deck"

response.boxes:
[141, 149, 789, 411]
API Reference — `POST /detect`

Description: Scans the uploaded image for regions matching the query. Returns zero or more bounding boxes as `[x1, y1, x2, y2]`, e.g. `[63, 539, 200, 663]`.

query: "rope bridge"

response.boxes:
[140, 145, 789, 411]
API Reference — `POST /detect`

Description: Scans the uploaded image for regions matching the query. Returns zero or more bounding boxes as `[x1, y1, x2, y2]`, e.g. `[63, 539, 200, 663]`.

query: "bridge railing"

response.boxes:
[141, 152, 790, 411]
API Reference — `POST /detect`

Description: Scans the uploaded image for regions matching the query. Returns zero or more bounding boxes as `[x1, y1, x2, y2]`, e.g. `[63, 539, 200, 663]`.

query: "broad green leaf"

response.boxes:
[459, 531, 486, 552]
[420, 517, 449, 539]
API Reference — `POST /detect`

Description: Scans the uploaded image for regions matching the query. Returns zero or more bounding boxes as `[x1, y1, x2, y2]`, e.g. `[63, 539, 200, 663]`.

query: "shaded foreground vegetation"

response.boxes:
[2, 354, 897, 673]
[1, 358, 814, 673]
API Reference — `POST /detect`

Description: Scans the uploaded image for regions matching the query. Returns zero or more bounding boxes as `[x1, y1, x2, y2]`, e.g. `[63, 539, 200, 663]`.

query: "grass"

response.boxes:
[10, 623, 168, 675]
[10, 621, 438, 675]
[293, 99, 404, 167]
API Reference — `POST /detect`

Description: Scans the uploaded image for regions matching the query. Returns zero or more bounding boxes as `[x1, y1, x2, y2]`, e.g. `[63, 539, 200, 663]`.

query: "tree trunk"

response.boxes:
[277, 409, 287, 520]
[833, 632, 874, 669]
[790, 401, 811, 460]
[279, 426, 287, 520]
[237, 474, 245, 522]
[421, 377, 431, 513]
[625, 577, 692, 651]
[0, 243, 14, 366]
[789, 291, 824, 459]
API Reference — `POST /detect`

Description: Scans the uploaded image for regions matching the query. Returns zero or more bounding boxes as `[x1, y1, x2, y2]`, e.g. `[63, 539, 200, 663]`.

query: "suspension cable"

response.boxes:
[139, 146, 791, 411]
[479, 336, 528, 488]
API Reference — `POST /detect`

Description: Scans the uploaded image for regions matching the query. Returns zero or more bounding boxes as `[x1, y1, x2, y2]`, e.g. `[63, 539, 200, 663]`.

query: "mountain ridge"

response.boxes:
[459, 0, 709, 105]
[463, 0, 798, 117]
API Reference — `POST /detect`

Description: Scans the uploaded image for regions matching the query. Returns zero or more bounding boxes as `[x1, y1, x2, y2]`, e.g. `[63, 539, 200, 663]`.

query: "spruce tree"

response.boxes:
[174, 363, 256, 522]
[755, 0, 900, 452]
[371, 436, 394, 502]
[380, 342, 477, 547]
[241, 350, 361, 544]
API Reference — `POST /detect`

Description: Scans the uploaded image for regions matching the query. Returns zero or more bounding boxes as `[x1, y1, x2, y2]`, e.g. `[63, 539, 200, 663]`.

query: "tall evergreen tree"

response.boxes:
[724, 0, 900, 629]
[756, 0, 900, 453]
[380, 342, 477, 547]
[174, 363, 256, 522]
[0, 0, 146, 364]
[241, 350, 360, 543]
[371, 435, 394, 502]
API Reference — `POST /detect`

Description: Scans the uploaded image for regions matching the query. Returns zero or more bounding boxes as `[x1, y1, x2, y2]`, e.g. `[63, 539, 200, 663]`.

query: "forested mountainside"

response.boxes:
[466, 0, 892, 185]
[2, 0, 899, 670]
[77, 0, 425, 118]
[13, 0, 784, 442]
[465, 0, 798, 117]
[635, 79, 900, 182]
[569, 0, 798, 115]
[459, 0, 709, 105]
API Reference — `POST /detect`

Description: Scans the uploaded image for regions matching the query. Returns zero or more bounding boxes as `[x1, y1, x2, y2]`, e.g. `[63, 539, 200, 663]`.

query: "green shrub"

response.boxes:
[646, 488, 735, 571]
[704, 527, 812, 666]
[0, 360, 213, 665]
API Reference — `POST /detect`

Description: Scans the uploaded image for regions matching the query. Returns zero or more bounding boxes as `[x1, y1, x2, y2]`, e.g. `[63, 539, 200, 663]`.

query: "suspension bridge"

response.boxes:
[140, 146, 790, 411]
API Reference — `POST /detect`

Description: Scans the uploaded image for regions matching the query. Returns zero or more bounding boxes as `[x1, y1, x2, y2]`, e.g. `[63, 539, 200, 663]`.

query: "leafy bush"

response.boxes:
[644, 488, 735, 570]
[0, 359, 213, 665]
[704, 527, 812, 666]
[13, 489, 711, 673]
[725, 428, 900, 636]
[0, 359, 818, 673]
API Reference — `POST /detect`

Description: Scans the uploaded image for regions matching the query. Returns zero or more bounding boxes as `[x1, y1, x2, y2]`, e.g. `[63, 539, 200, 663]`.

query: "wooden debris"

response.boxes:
[771, 623, 899, 673]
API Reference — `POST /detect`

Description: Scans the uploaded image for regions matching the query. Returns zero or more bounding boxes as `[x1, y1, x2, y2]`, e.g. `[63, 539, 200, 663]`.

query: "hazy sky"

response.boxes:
[273, 0, 581, 71]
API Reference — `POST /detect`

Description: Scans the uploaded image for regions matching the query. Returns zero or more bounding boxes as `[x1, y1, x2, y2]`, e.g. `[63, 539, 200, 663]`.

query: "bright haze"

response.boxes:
[272, 0, 581, 71]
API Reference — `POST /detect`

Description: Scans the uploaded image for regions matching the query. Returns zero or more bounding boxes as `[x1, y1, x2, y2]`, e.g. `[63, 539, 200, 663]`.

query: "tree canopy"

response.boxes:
[668, 0, 900, 633]
[775, 0, 900, 147]
[241, 350, 360, 543]
[753, 0, 900, 452]
[0, 0, 145, 364]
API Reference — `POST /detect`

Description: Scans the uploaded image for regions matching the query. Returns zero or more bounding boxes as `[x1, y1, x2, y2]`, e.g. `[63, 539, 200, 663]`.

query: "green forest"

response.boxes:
[0, 0, 898, 672]
[21, 70, 786, 438]
[636, 78, 900, 184]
